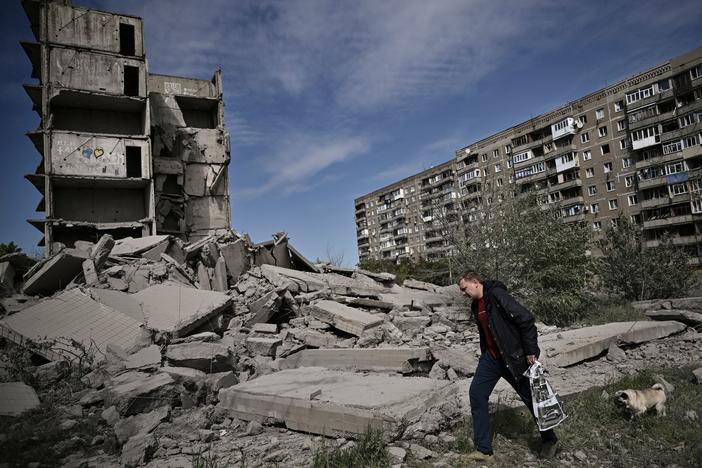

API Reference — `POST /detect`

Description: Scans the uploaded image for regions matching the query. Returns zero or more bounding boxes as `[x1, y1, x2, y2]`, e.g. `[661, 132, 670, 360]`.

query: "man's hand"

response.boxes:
[526, 355, 536, 366]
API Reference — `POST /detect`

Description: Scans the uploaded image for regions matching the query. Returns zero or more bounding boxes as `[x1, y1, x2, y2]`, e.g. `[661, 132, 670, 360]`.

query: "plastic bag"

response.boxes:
[524, 360, 567, 431]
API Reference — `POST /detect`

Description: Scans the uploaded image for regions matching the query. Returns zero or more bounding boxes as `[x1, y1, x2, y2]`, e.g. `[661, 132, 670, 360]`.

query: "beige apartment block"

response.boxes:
[21, 0, 230, 255]
[356, 46, 702, 264]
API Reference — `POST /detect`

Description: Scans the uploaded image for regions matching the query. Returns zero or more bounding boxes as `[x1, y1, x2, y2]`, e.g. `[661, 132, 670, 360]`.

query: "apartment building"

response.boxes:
[21, 0, 230, 256]
[355, 160, 457, 262]
[355, 46, 702, 264]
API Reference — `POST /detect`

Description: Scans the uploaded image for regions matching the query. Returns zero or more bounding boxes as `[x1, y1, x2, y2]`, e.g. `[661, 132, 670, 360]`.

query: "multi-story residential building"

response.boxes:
[21, 0, 230, 256]
[355, 160, 456, 262]
[355, 46, 702, 264]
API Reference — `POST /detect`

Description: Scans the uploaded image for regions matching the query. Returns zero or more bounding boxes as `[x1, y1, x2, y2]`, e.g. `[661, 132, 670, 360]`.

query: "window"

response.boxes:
[622, 157, 632, 168]
[496, 178, 503, 187]
[601, 144, 611, 155]
[495, 163, 501, 173]
[606, 181, 615, 191]
[663, 140, 683, 154]
[126, 146, 142, 177]
[625, 175, 634, 188]
[692, 200, 702, 214]
[581, 132, 590, 144]
[608, 199, 618, 210]
[619, 139, 629, 150]
[586, 168, 595, 178]
[679, 114, 695, 128]
[598, 126, 608, 137]
[590, 203, 600, 213]
[124, 65, 139, 96]
[671, 183, 688, 195]
[691, 65, 701, 80]
[617, 120, 627, 131]
[587, 185, 597, 196]
[603, 162, 613, 173]
[596, 108, 605, 120]
[578, 115, 588, 125]
[481, 153, 488, 162]
[684, 135, 700, 148]
[666, 161, 685, 174]
[493, 149, 500, 158]
[512, 151, 532, 164]
[611, 218, 619, 227]
[614, 100, 624, 112]
[505, 144, 512, 154]
[119, 23, 136, 56]
[507, 159, 513, 168]
[632, 125, 660, 142]
[627, 195, 638, 206]
[582, 150, 592, 161]
[626, 85, 655, 105]
[592, 221, 602, 231]
[658, 78, 672, 91]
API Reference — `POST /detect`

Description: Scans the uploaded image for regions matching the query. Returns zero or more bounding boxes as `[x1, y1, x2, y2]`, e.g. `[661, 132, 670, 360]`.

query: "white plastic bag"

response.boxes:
[524, 361, 567, 431]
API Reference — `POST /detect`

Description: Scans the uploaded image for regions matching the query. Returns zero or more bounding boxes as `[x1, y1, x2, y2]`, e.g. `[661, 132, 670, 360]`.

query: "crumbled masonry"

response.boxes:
[0, 229, 700, 467]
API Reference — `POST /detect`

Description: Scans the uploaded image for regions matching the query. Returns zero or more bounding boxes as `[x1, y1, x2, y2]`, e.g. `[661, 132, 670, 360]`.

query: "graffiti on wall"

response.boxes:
[53, 134, 135, 177]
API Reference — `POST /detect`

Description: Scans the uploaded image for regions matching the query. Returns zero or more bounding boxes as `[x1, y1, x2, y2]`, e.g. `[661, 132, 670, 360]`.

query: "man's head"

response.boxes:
[458, 270, 483, 300]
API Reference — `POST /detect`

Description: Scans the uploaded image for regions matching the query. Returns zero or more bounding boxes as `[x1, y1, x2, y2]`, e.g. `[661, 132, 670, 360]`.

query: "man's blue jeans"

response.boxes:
[470, 352, 557, 454]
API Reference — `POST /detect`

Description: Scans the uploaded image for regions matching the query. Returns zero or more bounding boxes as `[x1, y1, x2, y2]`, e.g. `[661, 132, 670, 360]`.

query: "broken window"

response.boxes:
[126, 146, 142, 178]
[119, 23, 136, 56]
[124, 65, 139, 96]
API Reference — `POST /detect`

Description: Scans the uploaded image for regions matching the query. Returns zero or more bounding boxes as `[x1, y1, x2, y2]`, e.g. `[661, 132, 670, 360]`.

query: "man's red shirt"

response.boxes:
[476, 297, 501, 359]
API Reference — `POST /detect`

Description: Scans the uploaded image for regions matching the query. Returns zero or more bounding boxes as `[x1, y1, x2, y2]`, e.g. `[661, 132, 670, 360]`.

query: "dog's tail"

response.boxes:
[652, 383, 665, 393]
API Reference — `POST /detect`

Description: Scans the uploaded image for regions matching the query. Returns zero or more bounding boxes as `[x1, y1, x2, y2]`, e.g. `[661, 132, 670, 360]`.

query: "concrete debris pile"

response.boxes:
[1, 235, 700, 466]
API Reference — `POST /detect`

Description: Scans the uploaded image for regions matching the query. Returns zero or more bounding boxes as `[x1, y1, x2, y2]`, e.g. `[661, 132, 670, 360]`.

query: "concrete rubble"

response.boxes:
[1, 229, 701, 466]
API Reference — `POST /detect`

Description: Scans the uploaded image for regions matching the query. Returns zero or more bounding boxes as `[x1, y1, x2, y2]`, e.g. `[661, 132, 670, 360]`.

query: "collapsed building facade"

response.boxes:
[356, 46, 702, 263]
[21, 0, 231, 257]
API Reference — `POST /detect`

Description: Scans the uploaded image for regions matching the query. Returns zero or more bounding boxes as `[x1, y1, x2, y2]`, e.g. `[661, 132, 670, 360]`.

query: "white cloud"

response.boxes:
[238, 134, 370, 197]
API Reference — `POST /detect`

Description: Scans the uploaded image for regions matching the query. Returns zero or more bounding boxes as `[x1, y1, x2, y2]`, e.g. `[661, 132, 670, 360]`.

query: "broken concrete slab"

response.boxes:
[380, 285, 461, 309]
[0, 288, 142, 362]
[540, 321, 687, 367]
[165, 342, 233, 373]
[217, 367, 457, 438]
[395, 316, 432, 333]
[90, 234, 115, 268]
[302, 330, 337, 348]
[125, 345, 162, 370]
[0, 382, 40, 416]
[339, 297, 395, 311]
[133, 284, 232, 337]
[213, 257, 228, 292]
[89, 288, 145, 322]
[0, 262, 15, 295]
[245, 337, 282, 357]
[220, 240, 249, 282]
[196, 263, 211, 290]
[430, 345, 478, 377]
[106, 372, 177, 416]
[306, 300, 383, 337]
[82, 258, 99, 285]
[646, 310, 702, 328]
[22, 248, 89, 296]
[114, 405, 170, 444]
[260, 264, 386, 297]
[121, 433, 157, 468]
[402, 279, 439, 292]
[111, 235, 171, 257]
[159, 366, 207, 385]
[280, 348, 433, 373]
[251, 323, 278, 334]
[245, 290, 282, 326]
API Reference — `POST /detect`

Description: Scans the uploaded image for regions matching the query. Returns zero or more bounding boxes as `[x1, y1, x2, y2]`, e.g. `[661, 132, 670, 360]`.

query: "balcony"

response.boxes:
[635, 151, 681, 170]
[645, 234, 699, 248]
[551, 118, 576, 140]
[683, 145, 702, 160]
[550, 178, 582, 191]
[632, 134, 661, 150]
[628, 108, 676, 131]
[638, 175, 668, 189]
[627, 87, 674, 112]
[643, 214, 694, 229]
[561, 213, 586, 222]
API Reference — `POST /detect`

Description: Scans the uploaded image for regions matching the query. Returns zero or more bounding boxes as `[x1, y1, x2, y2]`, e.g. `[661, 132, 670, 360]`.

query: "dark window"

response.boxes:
[126, 146, 142, 177]
[162, 175, 181, 194]
[119, 23, 136, 56]
[124, 65, 139, 96]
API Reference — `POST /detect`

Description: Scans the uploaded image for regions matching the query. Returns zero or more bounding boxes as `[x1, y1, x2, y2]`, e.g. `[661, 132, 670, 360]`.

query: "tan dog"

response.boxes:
[614, 383, 666, 417]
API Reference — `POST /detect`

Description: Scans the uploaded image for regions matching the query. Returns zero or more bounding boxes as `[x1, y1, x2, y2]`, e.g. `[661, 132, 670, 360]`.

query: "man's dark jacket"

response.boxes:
[471, 280, 540, 380]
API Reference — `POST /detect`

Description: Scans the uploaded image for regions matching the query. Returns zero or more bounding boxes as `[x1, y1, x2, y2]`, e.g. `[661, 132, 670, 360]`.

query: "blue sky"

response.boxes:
[1, 0, 701, 264]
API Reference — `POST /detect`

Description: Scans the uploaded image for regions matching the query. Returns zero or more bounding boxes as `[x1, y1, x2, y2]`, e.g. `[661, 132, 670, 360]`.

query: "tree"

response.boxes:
[0, 242, 22, 257]
[441, 186, 594, 325]
[596, 216, 695, 300]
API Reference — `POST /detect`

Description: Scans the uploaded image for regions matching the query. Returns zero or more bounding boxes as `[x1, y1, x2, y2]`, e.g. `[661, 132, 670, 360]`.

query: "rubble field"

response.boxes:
[1, 231, 701, 467]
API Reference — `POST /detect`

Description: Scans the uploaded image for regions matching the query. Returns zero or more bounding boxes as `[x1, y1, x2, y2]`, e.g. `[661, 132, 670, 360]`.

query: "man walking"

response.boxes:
[458, 271, 558, 463]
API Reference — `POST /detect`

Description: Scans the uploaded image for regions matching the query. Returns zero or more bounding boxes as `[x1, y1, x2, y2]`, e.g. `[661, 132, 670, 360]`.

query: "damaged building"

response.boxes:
[21, 0, 231, 256]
